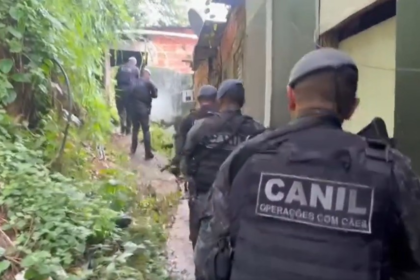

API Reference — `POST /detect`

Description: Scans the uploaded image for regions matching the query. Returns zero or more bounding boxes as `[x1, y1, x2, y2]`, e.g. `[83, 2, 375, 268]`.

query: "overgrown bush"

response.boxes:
[0, 110, 178, 279]
[150, 124, 174, 158]
[0, 0, 179, 279]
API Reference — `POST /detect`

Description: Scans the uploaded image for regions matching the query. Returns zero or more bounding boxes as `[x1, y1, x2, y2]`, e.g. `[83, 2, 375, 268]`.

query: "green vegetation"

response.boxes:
[151, 124, 174, 158]
[0, 0, 183, 279]
[127, 0, 190, 28]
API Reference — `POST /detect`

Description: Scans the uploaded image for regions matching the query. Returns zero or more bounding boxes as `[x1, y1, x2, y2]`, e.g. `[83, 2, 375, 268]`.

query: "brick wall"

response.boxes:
[219, 6, 246, 80]
[191, 6, 246, 101]
[193, 60, 209, 100]
[148, 28, 197, 74]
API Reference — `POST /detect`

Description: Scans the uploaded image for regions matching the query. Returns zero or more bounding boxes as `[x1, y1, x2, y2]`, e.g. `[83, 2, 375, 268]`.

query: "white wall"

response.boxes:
[339, 17, 396, 135]
[320, 0, 377, 33]
[246, 0, 265, 25]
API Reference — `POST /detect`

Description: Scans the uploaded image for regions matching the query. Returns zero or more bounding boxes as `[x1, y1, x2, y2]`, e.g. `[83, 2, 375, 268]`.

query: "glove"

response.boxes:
[168, 165, 180, 177]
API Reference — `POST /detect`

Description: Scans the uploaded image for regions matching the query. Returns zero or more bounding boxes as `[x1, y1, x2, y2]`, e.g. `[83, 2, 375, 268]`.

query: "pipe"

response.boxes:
[119, 29, 198, 39]
[264, 0, 273, 127]
[48, 58, 73, 165]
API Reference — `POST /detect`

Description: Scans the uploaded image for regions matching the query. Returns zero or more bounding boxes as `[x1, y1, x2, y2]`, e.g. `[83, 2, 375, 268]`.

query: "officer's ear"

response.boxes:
[345, 97, 360, 120]
[286, 86, 297, 112]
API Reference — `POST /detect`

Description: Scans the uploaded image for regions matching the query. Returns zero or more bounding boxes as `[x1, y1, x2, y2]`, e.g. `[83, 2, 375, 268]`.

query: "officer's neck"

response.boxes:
[219, 104, 240, 113]
[294, 108, 343, 128]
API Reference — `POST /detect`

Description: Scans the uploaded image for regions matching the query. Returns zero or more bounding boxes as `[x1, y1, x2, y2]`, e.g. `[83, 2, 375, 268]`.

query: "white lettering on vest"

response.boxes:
[256, 173, 374, 234]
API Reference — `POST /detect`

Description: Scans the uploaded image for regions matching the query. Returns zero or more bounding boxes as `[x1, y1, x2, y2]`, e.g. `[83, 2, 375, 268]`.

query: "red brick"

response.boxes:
[147, 28, 197, 73]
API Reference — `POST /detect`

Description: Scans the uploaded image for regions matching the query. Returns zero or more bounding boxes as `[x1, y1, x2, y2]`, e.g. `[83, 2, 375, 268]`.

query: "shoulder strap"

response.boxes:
[364, 138, 391, 162]
[228, 116, 329, 184]
[360, 138, 394, 179]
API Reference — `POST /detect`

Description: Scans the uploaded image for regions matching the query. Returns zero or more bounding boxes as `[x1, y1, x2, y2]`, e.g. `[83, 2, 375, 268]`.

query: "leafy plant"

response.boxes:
[127, 0, 190, 28]
[0, 0, 183, 278]
[0, 109, 179, 279]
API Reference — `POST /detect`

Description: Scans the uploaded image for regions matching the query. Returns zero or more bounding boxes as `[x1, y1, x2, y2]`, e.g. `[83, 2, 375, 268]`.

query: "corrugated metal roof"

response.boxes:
[211, 0, 243, 6]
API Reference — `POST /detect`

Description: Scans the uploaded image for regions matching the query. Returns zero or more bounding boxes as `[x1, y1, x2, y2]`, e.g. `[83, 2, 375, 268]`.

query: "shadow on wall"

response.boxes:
[148, 67, 193, 123]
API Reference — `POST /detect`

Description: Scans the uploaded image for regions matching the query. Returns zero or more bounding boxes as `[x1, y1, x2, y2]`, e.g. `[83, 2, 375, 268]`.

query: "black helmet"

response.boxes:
[288, 48, 358, 88]
[217, 79, 245, 105]
[197, 85, 217, 101]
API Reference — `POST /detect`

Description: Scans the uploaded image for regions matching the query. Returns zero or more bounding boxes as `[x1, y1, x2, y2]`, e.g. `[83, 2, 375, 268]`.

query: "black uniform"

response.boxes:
[172, 105, 218, 169]
[128, 77, 158, 157]
[183, 109, 264, 250]
[194, 49, 420, 280]
[115, 63, 140, 134]
[182, 80, 265, 256]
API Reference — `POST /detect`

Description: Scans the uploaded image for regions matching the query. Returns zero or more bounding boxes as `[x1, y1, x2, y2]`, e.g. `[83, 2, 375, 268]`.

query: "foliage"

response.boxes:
[127, 0, 190, 28]
[0, 0, 181, 278]
[151, 123, 174, 158]
[0, 0, 130, 135]
[0, 110, 179, 279]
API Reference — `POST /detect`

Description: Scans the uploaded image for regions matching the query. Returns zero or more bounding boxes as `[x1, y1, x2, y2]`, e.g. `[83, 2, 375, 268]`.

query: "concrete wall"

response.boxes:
[394, 0, 420, 172]
[271, 0, 316, 128]
[320, 0, 377, 33]
[339, 17, 396, 135]
[243, 0, 266, 123]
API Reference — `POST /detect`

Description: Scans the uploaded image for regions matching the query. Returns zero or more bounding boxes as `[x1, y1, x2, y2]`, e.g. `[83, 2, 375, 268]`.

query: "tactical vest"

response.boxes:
[192, 114, 255, 194]
[117, 65, 137, 87]
[228, 123, 394, 280]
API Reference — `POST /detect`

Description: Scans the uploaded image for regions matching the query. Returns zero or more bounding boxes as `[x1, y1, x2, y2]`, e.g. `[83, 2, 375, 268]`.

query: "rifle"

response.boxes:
[357, 117, 396, 148]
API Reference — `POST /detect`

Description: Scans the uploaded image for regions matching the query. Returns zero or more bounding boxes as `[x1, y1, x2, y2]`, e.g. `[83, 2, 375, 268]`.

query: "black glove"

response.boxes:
[168, 165, 180, 177]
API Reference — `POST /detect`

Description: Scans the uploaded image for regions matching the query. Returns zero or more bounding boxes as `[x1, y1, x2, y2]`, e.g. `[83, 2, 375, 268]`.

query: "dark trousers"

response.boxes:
[189, 198, 200, 249]
[115, 87, 131, 134]
[189, 195, 207, 280]
[130, 112, 152, 156]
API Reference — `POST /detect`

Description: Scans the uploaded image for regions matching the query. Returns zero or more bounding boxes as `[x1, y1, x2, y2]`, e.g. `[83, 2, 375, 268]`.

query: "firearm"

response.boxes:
[207, 237, 233, 280]
[357, 117, 396, 148]
[160, 164, 171, 172]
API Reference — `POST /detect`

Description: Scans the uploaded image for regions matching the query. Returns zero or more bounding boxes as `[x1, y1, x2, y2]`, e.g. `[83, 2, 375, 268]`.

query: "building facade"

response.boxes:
[191, 0, 420, 170]
[317, 0, 420, 171]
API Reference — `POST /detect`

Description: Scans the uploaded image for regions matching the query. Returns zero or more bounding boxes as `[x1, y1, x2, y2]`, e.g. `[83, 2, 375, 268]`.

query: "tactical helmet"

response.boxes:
[128, 56, 137, 65]
[197, 85, 217, 101]
[216, 79, 245, 105]
[288, 48, 358, 88]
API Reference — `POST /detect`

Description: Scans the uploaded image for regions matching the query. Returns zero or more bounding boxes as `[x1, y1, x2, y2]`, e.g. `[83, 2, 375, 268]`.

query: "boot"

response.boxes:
[130, 140, 138, 156]
[145, 152, 154, 160]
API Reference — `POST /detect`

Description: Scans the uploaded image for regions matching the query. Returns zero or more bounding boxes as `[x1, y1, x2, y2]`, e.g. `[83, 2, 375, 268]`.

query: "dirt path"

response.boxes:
[166, 199, 194, 279]
[111, 134, 195, 279]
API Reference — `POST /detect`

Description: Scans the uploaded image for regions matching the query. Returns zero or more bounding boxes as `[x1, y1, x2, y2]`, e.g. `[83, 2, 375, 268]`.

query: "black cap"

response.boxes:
[217, 79, 244, 102]
[197, 85, 217, 100]
[288, 48, 358, 88]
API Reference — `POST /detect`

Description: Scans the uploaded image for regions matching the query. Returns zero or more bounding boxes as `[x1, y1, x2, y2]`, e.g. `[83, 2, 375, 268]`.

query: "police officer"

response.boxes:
[127, 67, 158, 159]
[182, 79, 264, 279]
[169, 85, 218, 177]
[194, 48, 420, 280]
[115, 57, 140, 135]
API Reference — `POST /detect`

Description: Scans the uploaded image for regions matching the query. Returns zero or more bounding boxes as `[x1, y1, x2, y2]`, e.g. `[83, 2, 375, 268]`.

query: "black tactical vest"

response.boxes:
[117, 65, 138, 87]
[228, 120, 394, 280]
[193, 113, 257, 194]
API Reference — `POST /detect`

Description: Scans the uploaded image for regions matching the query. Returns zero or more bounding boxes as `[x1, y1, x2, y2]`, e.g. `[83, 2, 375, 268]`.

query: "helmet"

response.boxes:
[128, 56, 137, 65]
[216, 79, 244, 102]
[288, 48, 358, 88]
[197, 85, 217, 100]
